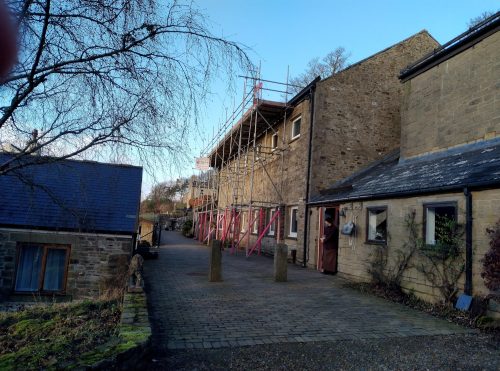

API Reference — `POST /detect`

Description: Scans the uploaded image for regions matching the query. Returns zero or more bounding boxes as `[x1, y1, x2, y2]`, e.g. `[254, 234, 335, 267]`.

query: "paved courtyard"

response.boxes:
[144, 232, 471, 351]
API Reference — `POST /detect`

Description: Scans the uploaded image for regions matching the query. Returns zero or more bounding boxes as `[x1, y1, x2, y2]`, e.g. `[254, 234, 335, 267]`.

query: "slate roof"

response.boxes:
[0, 154, 142, 234]
[309, 140, 500, 205]
[400, 12, 499, 82]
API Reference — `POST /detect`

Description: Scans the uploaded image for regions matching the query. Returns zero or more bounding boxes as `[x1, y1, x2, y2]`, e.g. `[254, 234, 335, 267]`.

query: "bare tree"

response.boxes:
[0, 0, 252, 175]
[289, 47, 350, 94]
[141, 177, 188, 214]
[468, 10, 496, 28]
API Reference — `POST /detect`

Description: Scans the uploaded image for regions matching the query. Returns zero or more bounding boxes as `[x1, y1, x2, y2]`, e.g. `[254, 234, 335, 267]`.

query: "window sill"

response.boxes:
[289, 135, 300, 144]
[365, 240, 387, 246]
[12, 290, 67, 296]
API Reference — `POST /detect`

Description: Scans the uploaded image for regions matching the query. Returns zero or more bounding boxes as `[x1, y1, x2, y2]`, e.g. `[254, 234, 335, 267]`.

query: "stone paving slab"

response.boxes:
[144, 232, 471, 350]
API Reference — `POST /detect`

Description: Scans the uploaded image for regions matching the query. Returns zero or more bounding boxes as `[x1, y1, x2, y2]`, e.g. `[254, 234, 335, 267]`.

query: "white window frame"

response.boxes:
[255, 145, 262, 161]
[289, 206, 298, 238]
[240, 212, 247, 232]
[271, 133, 278, 151]
[424, 203, 457, 245]
[268, 209, 276, 236]
[291, 116, 301, 140]
[252, 210, 259, 234]
[366, 206, 387, 244]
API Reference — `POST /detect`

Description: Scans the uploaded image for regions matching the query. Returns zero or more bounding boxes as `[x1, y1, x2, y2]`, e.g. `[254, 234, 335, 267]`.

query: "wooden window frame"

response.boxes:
[423, 202, 458, 246]
[365, 206, 388, 245]
[14, 243, 71, 295]
[291, 116, 301, 141]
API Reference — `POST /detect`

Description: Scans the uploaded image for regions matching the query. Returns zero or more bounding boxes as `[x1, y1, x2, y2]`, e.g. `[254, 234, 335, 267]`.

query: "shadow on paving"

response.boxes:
[141, 232, 499, 369]
[145, 334, 499, 370]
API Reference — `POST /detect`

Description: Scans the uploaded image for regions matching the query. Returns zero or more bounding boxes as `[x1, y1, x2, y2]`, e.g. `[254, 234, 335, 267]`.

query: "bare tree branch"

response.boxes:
[1, 0, 253, 176]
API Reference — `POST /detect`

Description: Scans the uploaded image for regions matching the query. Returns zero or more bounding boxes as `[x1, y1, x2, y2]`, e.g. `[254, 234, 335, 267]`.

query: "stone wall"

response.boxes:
[401, 31, 500, 159]
[0, 229, 133, 300]
[310, 31, 439, 195]
[215, 100, 311, 263]
[324, 189, 499, 303]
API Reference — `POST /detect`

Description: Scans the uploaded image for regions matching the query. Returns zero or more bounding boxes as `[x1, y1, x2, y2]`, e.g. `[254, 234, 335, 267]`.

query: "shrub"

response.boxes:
[482, 220, 500, 293]
[182, 220, 193, 237]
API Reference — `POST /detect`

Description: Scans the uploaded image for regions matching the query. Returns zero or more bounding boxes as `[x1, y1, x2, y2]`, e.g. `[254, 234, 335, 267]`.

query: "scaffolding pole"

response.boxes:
[197, 66, 300, 255]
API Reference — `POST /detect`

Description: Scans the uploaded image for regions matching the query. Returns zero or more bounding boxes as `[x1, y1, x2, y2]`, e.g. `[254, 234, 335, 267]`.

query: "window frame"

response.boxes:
[291, 116, 301, 141]
[268, 209, 276, 236]
[251, 210, 259, 235]
[240, 211, 247, 233]
[14, 243, 71, 295]
[365, 206, 388, 245]
[271, 132, 279, 151]
[288, 206, 298, 238]
[255, 144, 262, 161]
[423, 202, 458, 246]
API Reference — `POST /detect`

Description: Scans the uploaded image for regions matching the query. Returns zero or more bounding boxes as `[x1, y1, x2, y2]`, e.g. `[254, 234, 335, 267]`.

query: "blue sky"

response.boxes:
[149, 0, 498, 194]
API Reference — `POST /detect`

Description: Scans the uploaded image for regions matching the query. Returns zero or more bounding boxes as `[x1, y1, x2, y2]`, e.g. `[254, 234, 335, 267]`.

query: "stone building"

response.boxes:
[0, 154, 142, 300]
[205, 30, 438, 263]
[309, 14, 500, 311]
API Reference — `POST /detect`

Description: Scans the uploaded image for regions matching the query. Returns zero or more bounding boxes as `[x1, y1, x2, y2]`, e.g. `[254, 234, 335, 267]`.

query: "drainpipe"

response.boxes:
[302, 85, 316, 268]
[464, 187, 473, 296]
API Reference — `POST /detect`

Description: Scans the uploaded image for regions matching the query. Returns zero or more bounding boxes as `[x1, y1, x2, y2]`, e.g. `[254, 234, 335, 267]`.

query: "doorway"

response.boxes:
[317, 206, 339, 273]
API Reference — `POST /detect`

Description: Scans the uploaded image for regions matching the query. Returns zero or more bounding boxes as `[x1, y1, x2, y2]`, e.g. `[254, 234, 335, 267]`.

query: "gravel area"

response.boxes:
[146, 333, 499, 370]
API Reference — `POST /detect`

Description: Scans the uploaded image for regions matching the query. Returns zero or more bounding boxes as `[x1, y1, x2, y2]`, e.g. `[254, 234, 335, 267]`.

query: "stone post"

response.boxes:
[209, 239, 222, 282]
[274, 243, 288, 282]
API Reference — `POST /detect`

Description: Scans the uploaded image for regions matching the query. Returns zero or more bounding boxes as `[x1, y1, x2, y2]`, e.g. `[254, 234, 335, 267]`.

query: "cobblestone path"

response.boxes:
[144, 232, 471, 350]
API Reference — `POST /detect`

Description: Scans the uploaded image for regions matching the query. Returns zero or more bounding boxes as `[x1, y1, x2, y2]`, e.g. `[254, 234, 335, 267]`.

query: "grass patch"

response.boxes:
[0, 299, 121, 370]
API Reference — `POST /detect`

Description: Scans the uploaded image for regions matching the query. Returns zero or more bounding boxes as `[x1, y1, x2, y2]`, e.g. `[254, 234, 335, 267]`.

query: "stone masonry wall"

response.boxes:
[0, 229, 132, 300]
[330, 189, 499, 303]
[401, 31, 500, 159]
[310, 31, 439, 195]
[216, 100, 310, 262]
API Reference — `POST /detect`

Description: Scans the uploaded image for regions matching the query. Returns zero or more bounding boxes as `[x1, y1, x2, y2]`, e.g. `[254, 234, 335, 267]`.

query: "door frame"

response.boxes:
[316, 205, 340, 272]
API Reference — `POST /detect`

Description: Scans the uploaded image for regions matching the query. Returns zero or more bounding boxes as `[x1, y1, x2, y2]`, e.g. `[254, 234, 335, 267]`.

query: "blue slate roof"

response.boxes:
[0, 154, 142, 234]
[310, 140, 500, 205]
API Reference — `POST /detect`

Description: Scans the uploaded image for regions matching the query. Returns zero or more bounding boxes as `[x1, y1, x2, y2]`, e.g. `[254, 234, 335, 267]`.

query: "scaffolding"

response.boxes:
[195, 68, 303, 257]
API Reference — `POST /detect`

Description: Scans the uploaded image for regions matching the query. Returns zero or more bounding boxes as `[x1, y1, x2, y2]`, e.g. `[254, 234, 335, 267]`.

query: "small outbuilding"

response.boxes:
[0, 154, 142, 300]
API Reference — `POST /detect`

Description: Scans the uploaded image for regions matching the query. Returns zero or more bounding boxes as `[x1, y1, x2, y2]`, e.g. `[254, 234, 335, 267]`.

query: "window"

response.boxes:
[291, 116, 301, 140]
[268, 209, 276, 236]
[366, 207, 387, 244]
[271, 133, 278, 150]
[289, 206, 298, 238]
[240, 212, 247, 232]
[255, 145, 262, 161]
[252, 210, 259, 234]
[424, 203, 457, 245]
[15, 244, 70, 293]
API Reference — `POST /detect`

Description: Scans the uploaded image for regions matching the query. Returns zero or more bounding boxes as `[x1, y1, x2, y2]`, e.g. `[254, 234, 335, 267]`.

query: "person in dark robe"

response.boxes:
[321, 217, 338, 274]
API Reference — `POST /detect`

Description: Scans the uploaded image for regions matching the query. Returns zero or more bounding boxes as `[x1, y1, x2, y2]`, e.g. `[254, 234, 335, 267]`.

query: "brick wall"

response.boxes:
[310, 31, 439, 195]
[401, 31, 500, 159]
[0, 229, 132, 300]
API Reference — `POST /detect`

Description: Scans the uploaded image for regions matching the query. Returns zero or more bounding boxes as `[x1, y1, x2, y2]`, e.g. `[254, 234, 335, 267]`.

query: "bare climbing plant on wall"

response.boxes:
[482, 220, 500, 297]
[368, 211, 419, 292]
[414, 213, 465, 305]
